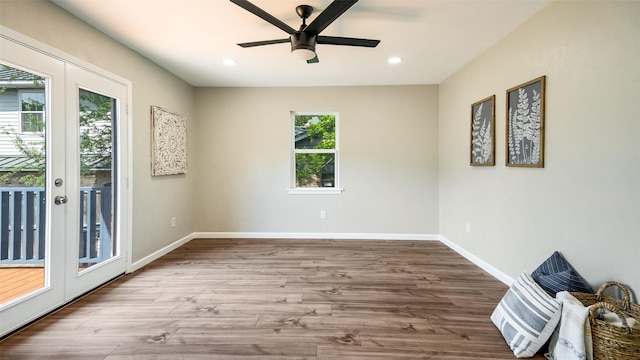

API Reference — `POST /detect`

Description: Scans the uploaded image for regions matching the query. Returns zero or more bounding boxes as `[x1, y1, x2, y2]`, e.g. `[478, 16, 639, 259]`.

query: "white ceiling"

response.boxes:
[51, 0, 551, 87]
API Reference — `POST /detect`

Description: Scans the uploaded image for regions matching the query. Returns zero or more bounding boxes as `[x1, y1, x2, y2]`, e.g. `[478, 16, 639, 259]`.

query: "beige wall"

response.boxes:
[193, 86, 439, 235]
[439, 1, 640, 294]
[0, 0, 196, 262]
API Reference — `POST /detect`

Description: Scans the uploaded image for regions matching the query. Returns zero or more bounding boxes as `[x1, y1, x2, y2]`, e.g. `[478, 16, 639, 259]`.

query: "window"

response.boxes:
[19, 90, 45, 132]
[290, 111, 342, 194]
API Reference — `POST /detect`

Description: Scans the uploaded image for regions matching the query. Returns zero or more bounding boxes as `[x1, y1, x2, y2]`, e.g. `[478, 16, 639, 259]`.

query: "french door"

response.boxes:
[0, 33, 130, 338]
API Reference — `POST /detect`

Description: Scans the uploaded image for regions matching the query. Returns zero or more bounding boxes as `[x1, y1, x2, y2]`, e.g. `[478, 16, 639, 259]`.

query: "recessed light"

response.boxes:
[388, 57, 403, 64]
[223, 58, 237, 66]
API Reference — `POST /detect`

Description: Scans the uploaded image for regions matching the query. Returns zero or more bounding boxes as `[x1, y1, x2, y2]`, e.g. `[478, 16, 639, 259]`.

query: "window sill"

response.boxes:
[287, 188, 344, 195]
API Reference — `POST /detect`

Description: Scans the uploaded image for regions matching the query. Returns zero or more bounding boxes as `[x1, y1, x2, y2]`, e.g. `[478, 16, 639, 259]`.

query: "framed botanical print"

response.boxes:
[470, 95, 496, 166]
[506, 76, 545, 167]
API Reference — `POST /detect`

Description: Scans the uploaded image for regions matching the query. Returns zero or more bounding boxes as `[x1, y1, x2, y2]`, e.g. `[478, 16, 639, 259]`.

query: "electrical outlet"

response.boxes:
[171, 217, 176, 227]
[320, 210, 326, 219]
[465, 222, 471, 234]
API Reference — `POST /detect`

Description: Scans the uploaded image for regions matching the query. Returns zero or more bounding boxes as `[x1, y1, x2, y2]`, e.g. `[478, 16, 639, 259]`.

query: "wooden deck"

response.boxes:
[0, 267, 45, 304]
[0, 239, 547, 359]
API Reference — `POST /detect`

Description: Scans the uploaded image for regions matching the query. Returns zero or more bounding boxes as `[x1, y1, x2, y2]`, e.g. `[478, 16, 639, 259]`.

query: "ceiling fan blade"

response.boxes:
[304, 0, 358, 35]
[230, 0, 296, 34]
[238, 38, 290, 48]
[307, 54, 319, 64]
[317, 36, 380, 47]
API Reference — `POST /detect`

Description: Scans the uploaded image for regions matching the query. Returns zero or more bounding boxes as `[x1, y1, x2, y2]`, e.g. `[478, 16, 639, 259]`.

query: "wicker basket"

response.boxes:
[572, 281, 640, 360]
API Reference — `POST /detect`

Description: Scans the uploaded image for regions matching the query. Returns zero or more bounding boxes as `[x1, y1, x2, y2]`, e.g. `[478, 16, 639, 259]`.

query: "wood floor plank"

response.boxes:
[254, 314, 437, 336]
[168, 327, 362, 347]
[0, 345, 118, 360]
[105, 344, 317, 359]
[0, 239, 547, 359]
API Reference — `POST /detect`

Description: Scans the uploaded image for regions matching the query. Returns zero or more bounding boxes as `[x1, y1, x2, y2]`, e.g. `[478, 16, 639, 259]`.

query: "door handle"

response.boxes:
[54, 195, 68, 205]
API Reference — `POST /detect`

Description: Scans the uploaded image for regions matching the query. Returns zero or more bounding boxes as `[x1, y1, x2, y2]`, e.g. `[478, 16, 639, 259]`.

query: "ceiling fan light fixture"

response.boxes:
[388, 57, 403, 64]
[292, 48, 316, 61]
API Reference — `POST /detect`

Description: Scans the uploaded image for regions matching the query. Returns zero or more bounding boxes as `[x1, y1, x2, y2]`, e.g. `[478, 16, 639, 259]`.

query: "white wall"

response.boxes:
[193, 85, 439, 235]
[439, 1, 640, 295]
[0, 0, 196, 262]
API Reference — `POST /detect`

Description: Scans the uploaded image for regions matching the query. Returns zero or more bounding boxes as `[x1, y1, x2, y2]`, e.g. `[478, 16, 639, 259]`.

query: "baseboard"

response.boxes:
[192, 232, 440, 241]
[438, 235, 514, 285]
[127, 232, 512, 286]
[128, 233, 196, 273]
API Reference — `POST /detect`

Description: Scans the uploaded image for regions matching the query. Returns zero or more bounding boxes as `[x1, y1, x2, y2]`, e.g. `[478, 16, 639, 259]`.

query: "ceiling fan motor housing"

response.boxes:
[291, 32, 316, 53]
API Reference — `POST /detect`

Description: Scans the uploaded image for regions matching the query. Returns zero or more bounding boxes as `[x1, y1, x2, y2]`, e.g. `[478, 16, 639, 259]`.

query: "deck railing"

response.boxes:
[0, 186, 112, 266]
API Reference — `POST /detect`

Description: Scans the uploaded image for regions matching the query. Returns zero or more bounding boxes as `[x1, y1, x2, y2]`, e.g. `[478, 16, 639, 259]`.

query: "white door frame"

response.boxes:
[0, 33, 67, 338]
[0, 26, 132, 338]
[64, 64, 129, 301]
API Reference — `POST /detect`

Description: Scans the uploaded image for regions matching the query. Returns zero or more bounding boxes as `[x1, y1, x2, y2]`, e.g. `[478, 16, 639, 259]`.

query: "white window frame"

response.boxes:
[18, 89, 46, 133]
[288, 111, 343, 195]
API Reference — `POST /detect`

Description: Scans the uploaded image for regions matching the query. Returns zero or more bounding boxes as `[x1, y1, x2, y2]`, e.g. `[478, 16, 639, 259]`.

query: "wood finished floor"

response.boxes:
[0, 239, 546, 359]
[0, 268, 44, 304]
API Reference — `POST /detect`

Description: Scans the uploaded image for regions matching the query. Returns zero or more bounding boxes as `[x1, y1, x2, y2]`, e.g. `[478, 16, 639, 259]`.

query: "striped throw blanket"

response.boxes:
[546, 291, 592, 360]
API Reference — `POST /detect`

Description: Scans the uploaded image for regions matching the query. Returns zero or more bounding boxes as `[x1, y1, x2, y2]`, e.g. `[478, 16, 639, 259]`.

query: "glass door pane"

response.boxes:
[0, 64, 47, 305]
[77, 89, 115, 271]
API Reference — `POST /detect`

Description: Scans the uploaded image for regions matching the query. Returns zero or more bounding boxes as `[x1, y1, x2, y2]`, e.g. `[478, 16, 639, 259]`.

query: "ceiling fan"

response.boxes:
[230, 0, 380, 63]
